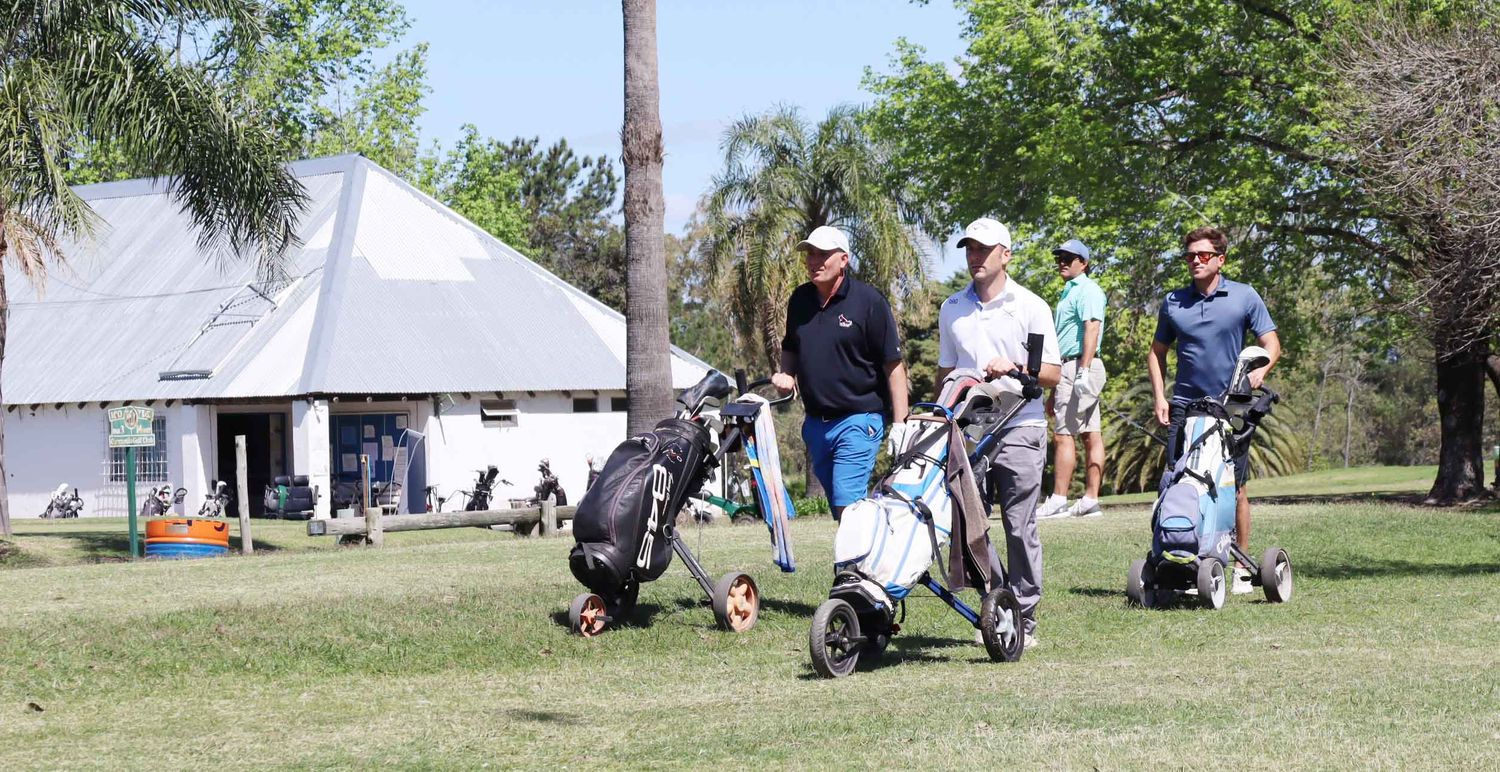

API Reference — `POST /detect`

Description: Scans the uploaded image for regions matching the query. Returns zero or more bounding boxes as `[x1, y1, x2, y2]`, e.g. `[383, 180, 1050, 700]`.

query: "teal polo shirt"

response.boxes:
[1055, 273, 1107, 359]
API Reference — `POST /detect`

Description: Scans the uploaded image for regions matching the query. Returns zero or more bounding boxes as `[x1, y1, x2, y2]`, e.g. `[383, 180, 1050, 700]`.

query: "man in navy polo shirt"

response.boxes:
[772, 225, 909, 522]
[1148, 225, 1281, 593]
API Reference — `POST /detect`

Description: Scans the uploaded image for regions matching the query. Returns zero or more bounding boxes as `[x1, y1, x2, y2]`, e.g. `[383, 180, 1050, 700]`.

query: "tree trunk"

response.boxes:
[621, 0, 673, 437]
[1309, 361, 1329, 469]
[1426, 341, 1488, 503]
[1486, 353, 1500, 492]
[1343, 376, 1356, 469]
[0, 220, 10, 537]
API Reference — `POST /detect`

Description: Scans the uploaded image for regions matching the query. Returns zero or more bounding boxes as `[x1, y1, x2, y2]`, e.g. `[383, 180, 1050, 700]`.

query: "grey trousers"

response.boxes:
[983, 425, 1046, 635]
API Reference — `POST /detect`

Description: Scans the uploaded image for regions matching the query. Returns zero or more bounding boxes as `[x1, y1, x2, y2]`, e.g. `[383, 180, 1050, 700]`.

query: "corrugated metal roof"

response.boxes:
[2, 155, 712, 404]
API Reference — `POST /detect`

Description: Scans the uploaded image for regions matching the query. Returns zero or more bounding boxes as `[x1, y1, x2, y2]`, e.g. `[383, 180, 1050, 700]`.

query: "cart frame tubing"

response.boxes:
[1228, 543, 1261, 577]
[670, 529, 718, 598]
[918, 572, 980, 626]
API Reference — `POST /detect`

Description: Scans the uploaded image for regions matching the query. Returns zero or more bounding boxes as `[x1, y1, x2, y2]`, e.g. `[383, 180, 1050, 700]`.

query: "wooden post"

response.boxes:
[362, 454, 383, 546]
[539, 493, 557, 537]
[235, 435, 254, 555]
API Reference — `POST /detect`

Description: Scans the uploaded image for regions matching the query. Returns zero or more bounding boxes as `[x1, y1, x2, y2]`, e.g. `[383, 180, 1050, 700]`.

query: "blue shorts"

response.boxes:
[802, 412, 884, 509]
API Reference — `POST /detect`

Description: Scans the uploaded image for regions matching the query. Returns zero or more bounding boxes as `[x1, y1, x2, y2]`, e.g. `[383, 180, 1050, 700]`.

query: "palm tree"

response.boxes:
[620, 0, 673, 436]
[0, 2, 306, 536]
[700, 105, 936, 371]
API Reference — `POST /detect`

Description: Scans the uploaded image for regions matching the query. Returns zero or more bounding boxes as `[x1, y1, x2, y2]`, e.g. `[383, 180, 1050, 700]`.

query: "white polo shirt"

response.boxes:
[938, 278, 1062, 428]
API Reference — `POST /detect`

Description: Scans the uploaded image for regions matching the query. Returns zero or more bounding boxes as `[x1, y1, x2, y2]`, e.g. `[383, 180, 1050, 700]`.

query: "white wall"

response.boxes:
[5, 405, 109, 519]
[422, 393, 629, 509]
[5, 390, 704, 519]
[4, 402, 212, 519]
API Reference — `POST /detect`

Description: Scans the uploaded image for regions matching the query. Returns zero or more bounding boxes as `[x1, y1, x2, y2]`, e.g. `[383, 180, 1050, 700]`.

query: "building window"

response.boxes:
[481, 399, 518, 428]
[610, 396, 629, 412]
[572, 397, 599, 413]
[108, 416, 168, 482]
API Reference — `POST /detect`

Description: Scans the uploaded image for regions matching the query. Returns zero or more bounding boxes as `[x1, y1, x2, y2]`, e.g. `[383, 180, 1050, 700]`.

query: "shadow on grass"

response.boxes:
[1248, 491, 1425, 507]
[18, 528, 285, 562]
[1299, 558, 1500, 581]
[758, 597, 818, 617]
[503, 708, 579, 725]
[795, 632, 984, 679]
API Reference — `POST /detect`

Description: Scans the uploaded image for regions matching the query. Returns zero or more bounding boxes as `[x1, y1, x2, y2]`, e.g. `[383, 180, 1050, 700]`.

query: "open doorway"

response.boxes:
[216, 412, 287, 518]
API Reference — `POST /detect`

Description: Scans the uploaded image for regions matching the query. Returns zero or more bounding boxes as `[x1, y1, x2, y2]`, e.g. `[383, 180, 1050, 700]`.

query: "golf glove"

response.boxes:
[885, 423, 910, 457]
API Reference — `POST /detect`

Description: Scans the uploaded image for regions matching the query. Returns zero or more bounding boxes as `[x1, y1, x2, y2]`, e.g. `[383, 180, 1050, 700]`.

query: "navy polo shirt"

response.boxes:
[782, 276, 902, 418]
[1154, 277, 1276, 402]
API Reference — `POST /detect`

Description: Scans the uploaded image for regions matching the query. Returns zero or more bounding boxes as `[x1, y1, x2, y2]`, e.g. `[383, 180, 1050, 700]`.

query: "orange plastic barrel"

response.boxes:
[145, 518, 230, 544]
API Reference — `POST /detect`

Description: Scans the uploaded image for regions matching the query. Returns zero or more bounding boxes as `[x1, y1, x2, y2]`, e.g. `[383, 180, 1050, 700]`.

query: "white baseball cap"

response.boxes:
[795, 225, 851, 255]
[956, 218, 1012, 250]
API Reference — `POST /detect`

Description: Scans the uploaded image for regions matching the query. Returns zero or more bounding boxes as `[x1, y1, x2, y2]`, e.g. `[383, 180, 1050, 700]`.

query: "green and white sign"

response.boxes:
[108, 406, 155, 448]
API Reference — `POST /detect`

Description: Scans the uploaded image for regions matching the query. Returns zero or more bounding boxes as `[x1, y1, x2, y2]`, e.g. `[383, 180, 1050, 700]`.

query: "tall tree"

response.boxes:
[621, 0, 672, 435]
[67, 0, 429, 183]
[417, 126, 530, 248]
[0, 1, 306, 536]
[1328, 5, 1500, 500]
[700, 105, 936, 372]
[867, 0, 1493, 502]
[417, 127, 627, 310]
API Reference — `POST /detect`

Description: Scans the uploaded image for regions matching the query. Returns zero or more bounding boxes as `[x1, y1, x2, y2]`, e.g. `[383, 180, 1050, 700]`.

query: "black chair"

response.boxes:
[264, 475, 319, 520]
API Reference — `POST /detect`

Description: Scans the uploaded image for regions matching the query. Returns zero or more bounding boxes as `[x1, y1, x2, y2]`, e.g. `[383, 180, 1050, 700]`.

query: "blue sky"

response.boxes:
[401, 0, 970, 276]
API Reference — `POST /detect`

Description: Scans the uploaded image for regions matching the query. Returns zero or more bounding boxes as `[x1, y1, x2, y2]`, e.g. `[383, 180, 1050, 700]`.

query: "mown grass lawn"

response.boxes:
[1, 490, 1497, 769]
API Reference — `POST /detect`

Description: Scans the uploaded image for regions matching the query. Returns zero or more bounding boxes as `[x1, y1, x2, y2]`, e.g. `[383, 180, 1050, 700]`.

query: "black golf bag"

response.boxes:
[569, 411, 716, 596]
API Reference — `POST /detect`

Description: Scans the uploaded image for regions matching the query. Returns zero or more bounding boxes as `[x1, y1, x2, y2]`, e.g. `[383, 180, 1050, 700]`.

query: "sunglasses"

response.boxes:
[1182, 250, 1222, 264]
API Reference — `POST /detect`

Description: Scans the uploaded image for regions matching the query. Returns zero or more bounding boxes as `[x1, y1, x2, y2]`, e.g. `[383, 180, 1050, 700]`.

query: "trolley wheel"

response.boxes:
[1197, 558, 1226, 610]
[1260, 547, 1293, 603]
[979, 586, 1025, 662]
[711, 572, 759, 632]
[809, 599, 862, 678]
[1126, 558, 1157, 608]
[568, 593, 608, 637]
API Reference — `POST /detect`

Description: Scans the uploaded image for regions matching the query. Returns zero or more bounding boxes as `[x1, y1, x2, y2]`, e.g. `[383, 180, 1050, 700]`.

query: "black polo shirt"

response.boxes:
[781, 276, 902, 418]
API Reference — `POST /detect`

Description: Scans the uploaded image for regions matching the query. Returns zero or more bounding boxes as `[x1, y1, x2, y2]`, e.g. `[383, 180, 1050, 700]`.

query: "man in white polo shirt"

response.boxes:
[937, 217, 1061, 647]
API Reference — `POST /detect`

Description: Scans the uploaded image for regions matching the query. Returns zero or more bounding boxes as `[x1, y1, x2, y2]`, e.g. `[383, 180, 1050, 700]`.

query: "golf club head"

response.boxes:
[1228, 346, 1271, 398]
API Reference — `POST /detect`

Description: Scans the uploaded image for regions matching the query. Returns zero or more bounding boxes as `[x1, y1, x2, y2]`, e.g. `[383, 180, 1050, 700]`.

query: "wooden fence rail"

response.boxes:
[307, 495, 573, 541]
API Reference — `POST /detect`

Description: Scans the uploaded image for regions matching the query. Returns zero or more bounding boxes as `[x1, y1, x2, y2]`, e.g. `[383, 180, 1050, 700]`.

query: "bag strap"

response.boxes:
[880, 484, 944, 571]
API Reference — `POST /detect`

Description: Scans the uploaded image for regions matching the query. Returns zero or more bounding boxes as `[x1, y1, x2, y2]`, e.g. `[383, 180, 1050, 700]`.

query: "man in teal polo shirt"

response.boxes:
[1037, 239, 1109, 519]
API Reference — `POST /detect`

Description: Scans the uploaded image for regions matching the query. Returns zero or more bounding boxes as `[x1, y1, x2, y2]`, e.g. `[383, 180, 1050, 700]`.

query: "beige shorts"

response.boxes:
[1053, 359, 1106, 436]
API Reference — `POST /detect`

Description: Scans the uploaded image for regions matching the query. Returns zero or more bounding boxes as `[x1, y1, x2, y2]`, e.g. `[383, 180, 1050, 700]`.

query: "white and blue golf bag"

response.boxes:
[832, 414, 954, 602]
[1151, 400, 1238, 569]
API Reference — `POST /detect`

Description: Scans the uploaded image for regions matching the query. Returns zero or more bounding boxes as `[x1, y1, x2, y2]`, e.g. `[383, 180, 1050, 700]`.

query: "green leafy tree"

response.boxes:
[700, 105, 937, 371]
[500, 136, 626, 312]
[0, 0, 306, 536]
[221, 0, 428, 176]
[418, 126, 529, 248]
[67, 0, 429, 183]
[867, 0, 1492, 502]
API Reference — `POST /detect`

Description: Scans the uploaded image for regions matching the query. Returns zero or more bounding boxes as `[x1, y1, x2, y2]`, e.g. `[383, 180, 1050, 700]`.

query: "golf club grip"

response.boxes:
[1026, 332, 1044, 375]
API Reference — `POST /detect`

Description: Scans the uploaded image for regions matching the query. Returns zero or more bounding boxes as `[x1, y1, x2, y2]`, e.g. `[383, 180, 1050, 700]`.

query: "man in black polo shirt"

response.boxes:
[772, 226, 908, 521]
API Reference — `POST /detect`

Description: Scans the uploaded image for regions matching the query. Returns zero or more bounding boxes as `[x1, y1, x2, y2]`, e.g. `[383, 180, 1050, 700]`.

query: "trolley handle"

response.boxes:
[736, 373, 797, 408]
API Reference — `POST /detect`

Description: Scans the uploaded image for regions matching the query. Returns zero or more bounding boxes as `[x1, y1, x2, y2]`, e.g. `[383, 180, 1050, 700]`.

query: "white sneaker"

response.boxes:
[1232, 566, 1253, 595]
[1024, 632, 1040, 650]
[1067, 498, 1102, 518]
[1035, 495, 1071, 520]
